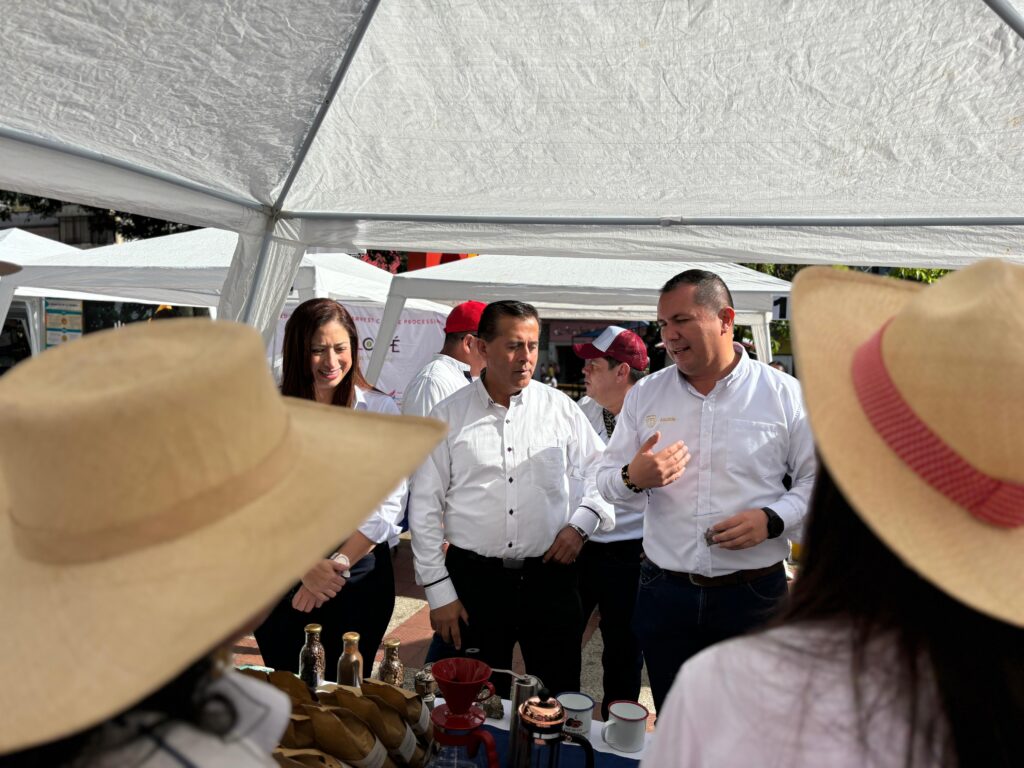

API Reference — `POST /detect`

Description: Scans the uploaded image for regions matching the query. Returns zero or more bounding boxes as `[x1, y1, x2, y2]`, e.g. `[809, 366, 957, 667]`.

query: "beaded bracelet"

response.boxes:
[621, 464, 644, 493]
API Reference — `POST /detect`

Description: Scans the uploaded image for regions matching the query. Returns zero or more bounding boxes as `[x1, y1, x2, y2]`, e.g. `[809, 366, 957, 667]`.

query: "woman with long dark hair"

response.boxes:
[255, 298, 406, 674]
[643, 261, 1024, 767]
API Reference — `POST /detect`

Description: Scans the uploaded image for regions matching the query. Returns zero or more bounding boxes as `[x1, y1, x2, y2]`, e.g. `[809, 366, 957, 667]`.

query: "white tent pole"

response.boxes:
[287, 211, 1024, 227]
[238, 0, 384, 329]
[749, 313, 773, 364]
[982, 0, 1024, 39]
[367, 293, 407, 385]
[0, 126, 266, 214]
[0, 280, 16, 333]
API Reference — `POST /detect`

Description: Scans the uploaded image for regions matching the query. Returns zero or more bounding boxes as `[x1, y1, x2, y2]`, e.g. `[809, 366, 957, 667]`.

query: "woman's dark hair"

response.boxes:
[0, 657, 236, 766]
[477, 300, 539, 341]
[777, 463, 1024, 766]
[280, 298, 372, 408]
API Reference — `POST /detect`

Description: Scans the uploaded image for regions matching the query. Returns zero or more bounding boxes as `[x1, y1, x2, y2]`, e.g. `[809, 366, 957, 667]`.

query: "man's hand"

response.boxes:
[543, 525, 586, 564]
[430, 599, 469, 650]
[711, 509, 769, 550]
[300, 558, 348, 603]
[627, 431, 690, 489]
[292, 585, 322, 612]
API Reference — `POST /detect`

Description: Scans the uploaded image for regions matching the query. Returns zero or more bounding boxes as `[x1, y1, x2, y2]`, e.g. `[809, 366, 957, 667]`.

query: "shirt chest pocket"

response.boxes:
[527, 445, 567, 494]
[726, 419, 784, 475]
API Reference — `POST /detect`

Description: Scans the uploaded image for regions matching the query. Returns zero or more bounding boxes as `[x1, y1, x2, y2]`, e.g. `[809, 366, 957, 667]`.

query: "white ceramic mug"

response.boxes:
[602, 700, 648, 753]
[557, 691, 594, 737]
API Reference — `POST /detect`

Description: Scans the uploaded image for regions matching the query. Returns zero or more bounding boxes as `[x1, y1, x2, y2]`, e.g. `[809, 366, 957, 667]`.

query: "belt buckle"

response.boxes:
[503, 558, 526, 570]
[688, 572, 712, 587]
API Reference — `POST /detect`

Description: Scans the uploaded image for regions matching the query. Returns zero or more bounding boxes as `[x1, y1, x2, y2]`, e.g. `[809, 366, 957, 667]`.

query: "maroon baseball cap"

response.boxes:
[444, 301, 487, 334]
[573, 326, 649, 371]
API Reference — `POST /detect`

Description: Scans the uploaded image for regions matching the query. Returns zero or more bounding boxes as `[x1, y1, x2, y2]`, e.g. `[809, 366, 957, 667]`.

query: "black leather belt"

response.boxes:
[448, 544, 545, 570]
[660, 561, 784, 587]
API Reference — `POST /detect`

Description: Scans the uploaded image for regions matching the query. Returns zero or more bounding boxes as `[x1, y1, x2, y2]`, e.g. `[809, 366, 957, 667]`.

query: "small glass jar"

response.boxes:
[376, 638, 405, 686]
[298, 623, 325, 690]
[336, 631, 363, 687]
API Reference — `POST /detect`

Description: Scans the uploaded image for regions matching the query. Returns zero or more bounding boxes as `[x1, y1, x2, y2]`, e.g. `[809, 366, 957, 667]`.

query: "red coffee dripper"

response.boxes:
[430, 658, 499, 767]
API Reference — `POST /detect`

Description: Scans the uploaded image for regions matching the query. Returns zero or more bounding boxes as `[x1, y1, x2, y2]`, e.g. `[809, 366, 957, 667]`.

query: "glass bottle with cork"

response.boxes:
[298, 623, 326, 691]
[336, 631, 364, 687]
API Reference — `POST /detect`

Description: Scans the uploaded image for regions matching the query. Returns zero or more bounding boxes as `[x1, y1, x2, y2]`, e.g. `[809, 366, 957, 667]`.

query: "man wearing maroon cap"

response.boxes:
[573, 326, 649, 718]
[401, 301, 487, 418]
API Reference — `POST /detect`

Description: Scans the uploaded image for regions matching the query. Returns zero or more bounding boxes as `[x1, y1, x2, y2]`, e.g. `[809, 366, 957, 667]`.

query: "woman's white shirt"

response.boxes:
[642, 623, 945, 768]
[353, 386, 407, 546]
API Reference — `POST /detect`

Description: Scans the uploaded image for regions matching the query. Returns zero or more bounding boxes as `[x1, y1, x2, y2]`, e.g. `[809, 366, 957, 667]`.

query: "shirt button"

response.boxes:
[509, 509, 514, 515]
[508, 542, 513, 548]
[507, 447, 512, 452]
[509, 477, 514, 483]
[505, 419, 511, 424]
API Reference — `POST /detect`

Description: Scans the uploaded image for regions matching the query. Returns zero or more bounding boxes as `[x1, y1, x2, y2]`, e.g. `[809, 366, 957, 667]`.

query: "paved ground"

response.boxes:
[235, 536, 657, 730]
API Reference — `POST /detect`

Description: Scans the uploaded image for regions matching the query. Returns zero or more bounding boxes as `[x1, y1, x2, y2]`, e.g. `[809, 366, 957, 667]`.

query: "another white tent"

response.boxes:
[368, 256, 790, 379]
[2, 1, 1023, 342]
[0, 228, 450, 398]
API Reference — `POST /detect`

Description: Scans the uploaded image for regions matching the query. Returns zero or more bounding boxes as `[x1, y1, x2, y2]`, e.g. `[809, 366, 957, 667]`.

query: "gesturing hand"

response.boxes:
[292, 585, 322, 612]
[627, 431, 690, 489]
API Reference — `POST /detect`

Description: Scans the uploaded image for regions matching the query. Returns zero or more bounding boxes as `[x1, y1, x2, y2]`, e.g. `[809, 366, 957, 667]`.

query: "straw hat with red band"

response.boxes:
[0, 318, 446, 754]
[791, 260, 1024, 629]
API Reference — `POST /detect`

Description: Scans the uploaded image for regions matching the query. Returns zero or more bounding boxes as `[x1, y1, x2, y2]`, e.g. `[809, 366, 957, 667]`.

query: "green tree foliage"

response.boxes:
[0, 190, 194, 240]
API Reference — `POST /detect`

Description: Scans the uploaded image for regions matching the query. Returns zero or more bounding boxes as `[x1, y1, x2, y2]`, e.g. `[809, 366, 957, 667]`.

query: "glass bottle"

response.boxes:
[298, 623, 325, 690]
[336, 631, 363, 687]
[375, 638, 404, 686]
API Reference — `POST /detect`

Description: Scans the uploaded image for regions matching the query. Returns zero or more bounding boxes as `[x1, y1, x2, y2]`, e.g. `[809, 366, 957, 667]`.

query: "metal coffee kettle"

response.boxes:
[510, 688, 595, 768]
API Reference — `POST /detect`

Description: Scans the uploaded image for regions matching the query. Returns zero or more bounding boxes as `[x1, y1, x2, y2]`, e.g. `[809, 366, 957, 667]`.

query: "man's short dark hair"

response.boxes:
[602, 356, 646, 383]
[478, 301, 540, 341]
[660, 269, 734, 312]
[443, 331, 472, 347]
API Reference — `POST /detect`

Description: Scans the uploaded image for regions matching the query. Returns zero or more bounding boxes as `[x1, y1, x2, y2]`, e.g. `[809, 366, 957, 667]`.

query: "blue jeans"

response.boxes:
[633, 559, 787, 711]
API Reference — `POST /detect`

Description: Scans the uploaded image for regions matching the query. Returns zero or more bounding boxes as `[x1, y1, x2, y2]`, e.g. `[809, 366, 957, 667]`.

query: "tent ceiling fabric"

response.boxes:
[3, 1, 1024, 336]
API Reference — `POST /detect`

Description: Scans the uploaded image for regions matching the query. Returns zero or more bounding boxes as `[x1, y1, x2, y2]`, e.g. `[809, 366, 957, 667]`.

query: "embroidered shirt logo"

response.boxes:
[644, 414, 657, 428]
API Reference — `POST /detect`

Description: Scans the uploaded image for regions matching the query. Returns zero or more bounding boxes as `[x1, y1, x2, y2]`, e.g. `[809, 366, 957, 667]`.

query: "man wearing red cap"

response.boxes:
[572, 326, 649, 719]
[401, 301, 487, 417]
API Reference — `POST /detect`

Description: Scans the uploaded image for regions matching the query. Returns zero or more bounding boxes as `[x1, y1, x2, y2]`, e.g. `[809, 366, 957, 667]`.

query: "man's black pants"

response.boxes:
[446, 544, 583, 698]
[578, 537, 644, 719]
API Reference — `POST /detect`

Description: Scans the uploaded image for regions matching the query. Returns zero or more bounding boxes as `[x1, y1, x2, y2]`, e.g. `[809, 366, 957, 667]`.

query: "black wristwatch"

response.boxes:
[762, 507, 785, 539]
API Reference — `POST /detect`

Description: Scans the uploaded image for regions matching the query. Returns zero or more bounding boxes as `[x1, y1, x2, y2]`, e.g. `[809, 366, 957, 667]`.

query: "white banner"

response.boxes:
[271, 300, 445, 405]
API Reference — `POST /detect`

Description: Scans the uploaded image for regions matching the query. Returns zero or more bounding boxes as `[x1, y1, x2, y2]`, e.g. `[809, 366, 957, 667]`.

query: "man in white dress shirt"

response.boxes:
[401, 301, 486, 417]
[409, 300, 614, 696]
[573, 325, 649, 719]
[597, 269, 816, 711]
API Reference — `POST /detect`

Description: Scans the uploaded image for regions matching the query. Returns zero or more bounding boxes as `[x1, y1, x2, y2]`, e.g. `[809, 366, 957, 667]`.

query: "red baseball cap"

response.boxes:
[444, 301, 487, 334]
[573, 326, 649, 371]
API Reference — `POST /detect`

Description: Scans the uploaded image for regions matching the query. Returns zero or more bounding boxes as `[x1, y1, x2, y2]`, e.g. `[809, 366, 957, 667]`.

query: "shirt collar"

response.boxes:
[677, 342, 751, 395]
[353, 384, 368, 410]
[474, 370, 530, 408]
[436, 353, 471, 373]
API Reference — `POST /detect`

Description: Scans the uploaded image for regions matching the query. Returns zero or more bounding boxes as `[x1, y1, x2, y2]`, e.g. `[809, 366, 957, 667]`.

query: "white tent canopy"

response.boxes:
[0, 228, 447, 313]
[2, 1, 1024, 341]
[368, 256, 789, 379]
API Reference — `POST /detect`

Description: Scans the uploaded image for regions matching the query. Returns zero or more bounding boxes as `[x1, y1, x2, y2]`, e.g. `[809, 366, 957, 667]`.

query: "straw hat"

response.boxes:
[791, 260, 1024, 629]
[0, 318, 445, 753]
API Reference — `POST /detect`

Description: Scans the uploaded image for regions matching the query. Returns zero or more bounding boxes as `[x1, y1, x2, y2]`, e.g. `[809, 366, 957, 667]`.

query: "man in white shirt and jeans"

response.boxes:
[401, 301, 486, 418]
[573, 326, 649, 719]
[597, 270, 816, 711]
[409, 300, 614, 696]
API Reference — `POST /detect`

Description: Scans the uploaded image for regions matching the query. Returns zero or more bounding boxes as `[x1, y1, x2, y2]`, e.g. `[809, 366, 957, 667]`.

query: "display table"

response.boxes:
[436, 698, 650, 766]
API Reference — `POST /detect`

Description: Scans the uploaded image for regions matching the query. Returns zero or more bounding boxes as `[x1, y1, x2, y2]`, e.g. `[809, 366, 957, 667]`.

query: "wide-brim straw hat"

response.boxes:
[791, 260, 1024, 629]
[0, 318, 445, 754]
